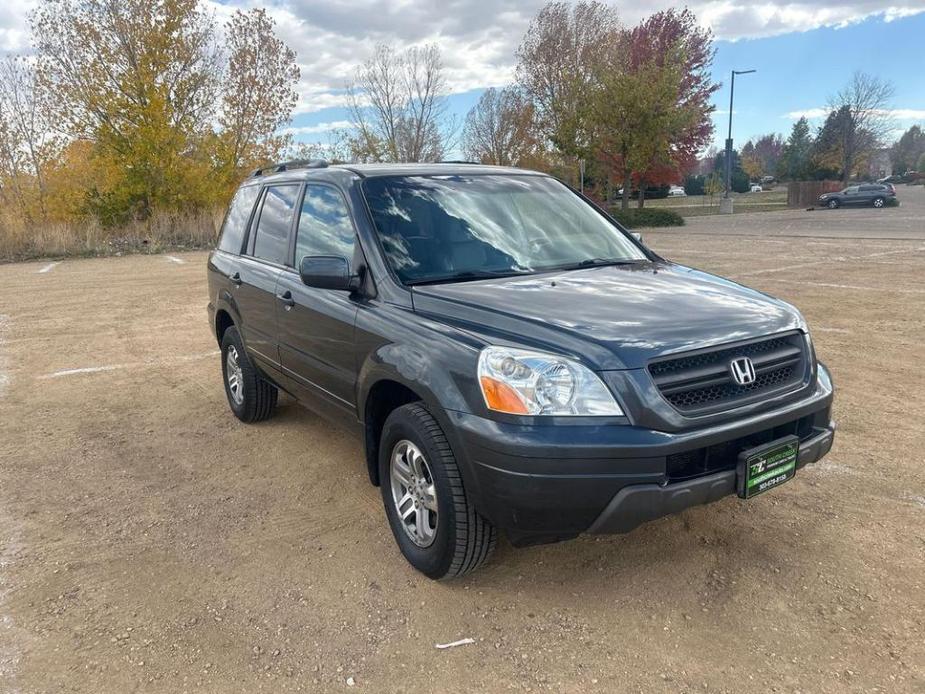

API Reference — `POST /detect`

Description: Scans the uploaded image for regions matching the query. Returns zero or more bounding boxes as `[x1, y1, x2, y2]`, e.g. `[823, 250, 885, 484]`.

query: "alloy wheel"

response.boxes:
[390, 440, 438, 547]
[226, 344, 244, 405]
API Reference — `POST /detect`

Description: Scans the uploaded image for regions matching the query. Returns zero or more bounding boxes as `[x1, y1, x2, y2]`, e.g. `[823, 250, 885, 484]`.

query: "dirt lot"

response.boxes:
[1, 201, 924, 692]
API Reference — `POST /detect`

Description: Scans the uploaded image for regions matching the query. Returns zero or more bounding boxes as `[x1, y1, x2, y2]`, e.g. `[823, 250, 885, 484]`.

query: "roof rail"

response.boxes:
[250, 159, 328, 177]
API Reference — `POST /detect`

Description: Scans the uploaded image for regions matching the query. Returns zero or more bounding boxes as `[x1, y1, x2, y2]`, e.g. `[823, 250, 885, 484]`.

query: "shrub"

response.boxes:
[610, 207, 685, 228]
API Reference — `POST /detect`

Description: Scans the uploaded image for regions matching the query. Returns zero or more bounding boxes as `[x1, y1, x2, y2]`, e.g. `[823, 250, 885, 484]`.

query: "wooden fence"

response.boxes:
[787, 180, 843, 208]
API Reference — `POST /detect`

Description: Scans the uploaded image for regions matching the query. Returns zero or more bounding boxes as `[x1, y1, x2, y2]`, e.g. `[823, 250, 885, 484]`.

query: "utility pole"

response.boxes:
[721, 69, 756, 214]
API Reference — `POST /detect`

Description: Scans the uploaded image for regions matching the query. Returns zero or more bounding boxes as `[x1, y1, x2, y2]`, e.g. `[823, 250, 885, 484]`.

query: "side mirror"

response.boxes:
[299, 255, 360, 292]
[631, 232, 643, 243]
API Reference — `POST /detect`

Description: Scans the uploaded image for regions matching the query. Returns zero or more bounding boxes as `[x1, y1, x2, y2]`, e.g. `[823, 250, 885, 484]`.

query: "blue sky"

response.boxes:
[281, 9, 925, 154]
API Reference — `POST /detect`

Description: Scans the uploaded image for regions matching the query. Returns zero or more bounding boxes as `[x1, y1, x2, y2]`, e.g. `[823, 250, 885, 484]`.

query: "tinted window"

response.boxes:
[252, 185, 300, 265]
[363, 175, 646, 285]
[217, 185, 260, 254]
[844, 186, 859, 194]
[294, 185, 356, 265]
[859, 185, 876, 192]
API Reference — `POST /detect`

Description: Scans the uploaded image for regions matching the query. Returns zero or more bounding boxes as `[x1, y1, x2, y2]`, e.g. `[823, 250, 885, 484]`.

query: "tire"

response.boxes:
[220, 326, 278, 423]
[827, 198, 840, 209]
[872, 196, 885, 208]
[379, 403, 496, 579]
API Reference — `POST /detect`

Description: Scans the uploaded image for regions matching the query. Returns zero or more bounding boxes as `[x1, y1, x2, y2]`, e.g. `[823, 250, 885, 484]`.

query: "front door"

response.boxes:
[277, 184, 360, 412]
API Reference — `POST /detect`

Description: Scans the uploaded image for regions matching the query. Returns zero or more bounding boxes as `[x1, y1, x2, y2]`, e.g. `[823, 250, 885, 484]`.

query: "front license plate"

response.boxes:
[736, 435, 799, 499]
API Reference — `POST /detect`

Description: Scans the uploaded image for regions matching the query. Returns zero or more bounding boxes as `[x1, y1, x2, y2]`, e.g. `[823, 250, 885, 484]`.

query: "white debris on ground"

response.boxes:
[435, 637, 476, 650]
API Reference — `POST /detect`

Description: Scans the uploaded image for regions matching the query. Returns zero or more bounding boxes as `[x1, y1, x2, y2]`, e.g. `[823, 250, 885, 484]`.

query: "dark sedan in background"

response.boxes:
[818, 183, 895, 209]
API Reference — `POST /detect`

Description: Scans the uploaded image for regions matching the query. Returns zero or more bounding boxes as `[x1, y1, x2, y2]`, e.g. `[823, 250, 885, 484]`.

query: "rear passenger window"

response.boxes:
[252, 185, 300, 265]
[294, 185, 356, 264]
[217, 185, 260, 254]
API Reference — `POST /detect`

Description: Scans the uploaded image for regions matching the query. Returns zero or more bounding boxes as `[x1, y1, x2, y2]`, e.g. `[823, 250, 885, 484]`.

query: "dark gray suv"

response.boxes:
[207, 160, 835, 579]
[818, 183, 895, 208]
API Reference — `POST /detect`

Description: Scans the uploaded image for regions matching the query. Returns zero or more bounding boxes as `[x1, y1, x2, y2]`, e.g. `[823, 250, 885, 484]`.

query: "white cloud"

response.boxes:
[784, 108, 831, 119]
[283, 120, 352, 135]
[785, 107, 925, 120]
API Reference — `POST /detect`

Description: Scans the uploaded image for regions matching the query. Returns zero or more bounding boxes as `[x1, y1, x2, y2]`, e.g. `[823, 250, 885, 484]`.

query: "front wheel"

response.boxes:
[827, 198, 840, 209]
[379, 403, 496, 579]
[872, 196, 885, 208]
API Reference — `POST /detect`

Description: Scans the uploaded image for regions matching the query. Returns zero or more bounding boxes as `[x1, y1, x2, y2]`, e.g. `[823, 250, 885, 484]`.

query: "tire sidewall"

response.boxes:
[379, 407, 458, 579]
[873, 197, 884, 208]
[828, 199, 839, 209]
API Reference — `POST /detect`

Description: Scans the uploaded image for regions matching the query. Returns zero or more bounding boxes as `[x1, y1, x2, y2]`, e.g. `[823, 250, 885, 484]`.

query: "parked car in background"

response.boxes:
[818, 183, 895, 209]
[760, 175, 775, 185]
[668, 185, 686, 197]
[749, 184, 763, 193]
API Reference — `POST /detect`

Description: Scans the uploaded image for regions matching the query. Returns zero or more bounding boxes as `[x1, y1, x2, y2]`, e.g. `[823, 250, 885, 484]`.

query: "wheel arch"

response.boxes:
[362, 379, 426, 486]
[215, 308, 236, 347]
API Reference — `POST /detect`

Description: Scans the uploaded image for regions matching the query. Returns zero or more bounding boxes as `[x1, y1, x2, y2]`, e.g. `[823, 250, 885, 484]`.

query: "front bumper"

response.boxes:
[448, 365, 835, 547]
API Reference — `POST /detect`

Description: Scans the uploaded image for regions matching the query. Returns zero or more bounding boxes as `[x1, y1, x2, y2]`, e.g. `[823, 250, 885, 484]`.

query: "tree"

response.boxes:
[591, 44, 681, 210]
[779, 117, 813, 180]
[918, 151, 925, 175]
[890, 125, 925, 174]
[621, 8, 718, 204]
[821, 71, 895, 183]
[219, 9, 300, 176]
[346, 43, 452, 163]
[740, 141, 761, 181]
[516, 1, 621, 157]
[461, 87, 541, 166]
[32, 0, 222, 220]
[0, 56, 61, 221]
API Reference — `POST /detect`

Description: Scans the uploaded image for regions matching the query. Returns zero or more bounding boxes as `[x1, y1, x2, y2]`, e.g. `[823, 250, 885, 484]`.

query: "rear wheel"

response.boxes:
[379, 403, 496, 579]
[827, 198, 840, 209]
[221, 326, 278, 422]
[872, 196, 885, 208]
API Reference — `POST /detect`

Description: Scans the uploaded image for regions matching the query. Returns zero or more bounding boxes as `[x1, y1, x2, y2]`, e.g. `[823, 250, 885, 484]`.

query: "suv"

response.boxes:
[207, 161, 835, 579]
[818, 183, 895, 208]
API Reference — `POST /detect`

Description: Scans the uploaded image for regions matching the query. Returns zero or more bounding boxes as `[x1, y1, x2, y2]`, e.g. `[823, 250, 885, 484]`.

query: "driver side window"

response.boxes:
[295, 185, 356, 267]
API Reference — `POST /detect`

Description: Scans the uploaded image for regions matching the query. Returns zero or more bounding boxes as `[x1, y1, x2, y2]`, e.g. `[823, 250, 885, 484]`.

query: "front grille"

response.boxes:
[649, 333, 807, 415]
[666, 414, 815, 481]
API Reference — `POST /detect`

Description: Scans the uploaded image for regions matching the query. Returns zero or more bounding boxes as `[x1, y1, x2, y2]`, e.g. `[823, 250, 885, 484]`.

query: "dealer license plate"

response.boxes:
[736, 436, 799, 499]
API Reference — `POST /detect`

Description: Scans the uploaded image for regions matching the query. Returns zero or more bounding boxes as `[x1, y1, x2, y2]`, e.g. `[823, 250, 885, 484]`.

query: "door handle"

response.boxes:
[277, 290, 295, 308]
[229, 272, 242, 286]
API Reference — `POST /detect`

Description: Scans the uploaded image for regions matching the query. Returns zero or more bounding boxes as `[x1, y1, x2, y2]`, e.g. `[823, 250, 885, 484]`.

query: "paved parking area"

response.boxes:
[682, 186, 925, 240]
[1, 200, 923, 692]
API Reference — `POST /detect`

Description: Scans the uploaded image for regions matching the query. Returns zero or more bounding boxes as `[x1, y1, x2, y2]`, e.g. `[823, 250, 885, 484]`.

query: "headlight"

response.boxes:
[477, 346, 623, 416]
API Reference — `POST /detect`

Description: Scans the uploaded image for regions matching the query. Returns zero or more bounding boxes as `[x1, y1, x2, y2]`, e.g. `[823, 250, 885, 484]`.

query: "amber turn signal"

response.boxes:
[479, 376, 530, 414]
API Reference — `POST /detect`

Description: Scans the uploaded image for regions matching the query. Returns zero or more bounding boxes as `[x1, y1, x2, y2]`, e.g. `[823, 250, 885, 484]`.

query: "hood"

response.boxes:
[411, 262, 804, 370]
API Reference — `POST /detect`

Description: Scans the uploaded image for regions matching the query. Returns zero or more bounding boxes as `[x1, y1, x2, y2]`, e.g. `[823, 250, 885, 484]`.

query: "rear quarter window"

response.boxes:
[217, 185, 260, 254]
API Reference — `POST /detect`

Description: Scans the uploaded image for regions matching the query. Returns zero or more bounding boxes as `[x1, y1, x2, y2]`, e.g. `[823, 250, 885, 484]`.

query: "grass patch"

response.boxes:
[0, 208, 223, 262]
[610, 207, 684, 228]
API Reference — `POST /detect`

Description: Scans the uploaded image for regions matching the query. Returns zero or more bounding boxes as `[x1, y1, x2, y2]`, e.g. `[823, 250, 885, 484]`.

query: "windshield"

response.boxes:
[362, 174, 647, 285]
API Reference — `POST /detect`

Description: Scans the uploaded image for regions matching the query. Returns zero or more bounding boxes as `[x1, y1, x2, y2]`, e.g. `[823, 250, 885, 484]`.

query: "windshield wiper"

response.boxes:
[550, 258, 644, 271]
[407, 269, 532, 286]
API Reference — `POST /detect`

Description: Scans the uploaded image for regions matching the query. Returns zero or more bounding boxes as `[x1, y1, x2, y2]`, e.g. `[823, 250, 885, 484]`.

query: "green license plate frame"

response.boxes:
[736, 435, 799, 499]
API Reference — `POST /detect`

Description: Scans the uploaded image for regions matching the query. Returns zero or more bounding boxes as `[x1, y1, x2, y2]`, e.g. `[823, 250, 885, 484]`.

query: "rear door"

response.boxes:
[237, 183, 301, 373]
[276, 183, 360, 412]
[842, 185, 861, 205]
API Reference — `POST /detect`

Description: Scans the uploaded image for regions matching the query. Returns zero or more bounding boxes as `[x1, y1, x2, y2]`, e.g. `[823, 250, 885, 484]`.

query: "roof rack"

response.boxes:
[250, 159, 328, 177]
[438, 159, 481, 165]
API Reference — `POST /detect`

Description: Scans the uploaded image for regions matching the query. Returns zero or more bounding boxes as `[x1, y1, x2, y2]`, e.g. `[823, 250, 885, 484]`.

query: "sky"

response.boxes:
[2, 1, 924, 154]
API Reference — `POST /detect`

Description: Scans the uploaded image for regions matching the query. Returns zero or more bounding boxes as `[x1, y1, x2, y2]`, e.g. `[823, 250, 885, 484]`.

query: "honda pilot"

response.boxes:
[207, 161, 835, 579]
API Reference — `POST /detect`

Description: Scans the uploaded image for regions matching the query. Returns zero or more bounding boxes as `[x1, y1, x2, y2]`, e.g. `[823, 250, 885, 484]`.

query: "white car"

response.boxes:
[750, 184, 763, 193]
[668, 186, 687, 197]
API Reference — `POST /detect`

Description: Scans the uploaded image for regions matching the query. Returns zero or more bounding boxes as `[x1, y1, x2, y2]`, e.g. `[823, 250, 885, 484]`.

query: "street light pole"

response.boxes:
[722, 69, 756, 213]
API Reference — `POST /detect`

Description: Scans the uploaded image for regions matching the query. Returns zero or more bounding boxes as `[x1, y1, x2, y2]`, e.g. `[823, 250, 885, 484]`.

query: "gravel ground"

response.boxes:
[0, 200, 923, 693]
